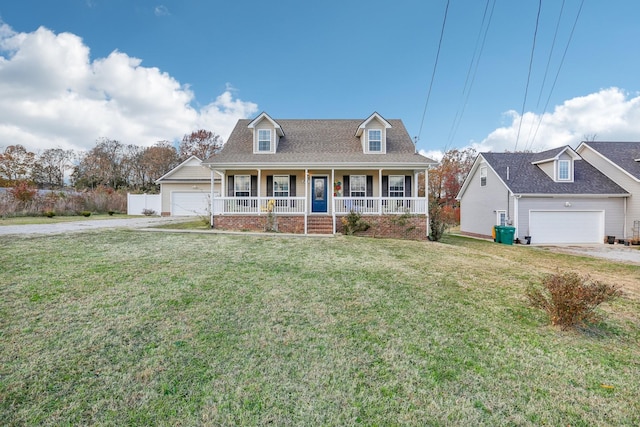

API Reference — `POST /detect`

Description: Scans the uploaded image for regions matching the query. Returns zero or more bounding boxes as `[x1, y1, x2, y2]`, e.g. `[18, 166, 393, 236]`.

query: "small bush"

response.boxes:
[43, 210, 56, 218]
[80, 211, 92, 217]
[141, 208, 156, 216]
[341, 211, 369, 235]
[108, 210, 115, 216]
[527, 272, 622, 329]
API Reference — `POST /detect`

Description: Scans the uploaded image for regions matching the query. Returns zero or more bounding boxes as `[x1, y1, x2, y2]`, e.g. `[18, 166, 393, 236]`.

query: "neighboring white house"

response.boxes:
[457, 146, 629, 244]
[155, 156, 221, 217]
[576, 142, 640, 241]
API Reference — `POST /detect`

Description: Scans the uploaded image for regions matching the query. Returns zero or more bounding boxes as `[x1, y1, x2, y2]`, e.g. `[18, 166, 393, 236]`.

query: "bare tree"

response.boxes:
[179, 129, 222, 161]
[32, 148, 75, 188]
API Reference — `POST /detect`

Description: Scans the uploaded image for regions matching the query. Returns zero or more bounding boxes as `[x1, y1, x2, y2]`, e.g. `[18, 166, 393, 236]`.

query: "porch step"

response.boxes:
[307, 216, 334, 234]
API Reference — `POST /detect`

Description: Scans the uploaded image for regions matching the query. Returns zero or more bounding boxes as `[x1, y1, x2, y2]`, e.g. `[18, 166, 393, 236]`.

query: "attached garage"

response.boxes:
[171, 192, 209, 216]
[529, 210, 604, 244]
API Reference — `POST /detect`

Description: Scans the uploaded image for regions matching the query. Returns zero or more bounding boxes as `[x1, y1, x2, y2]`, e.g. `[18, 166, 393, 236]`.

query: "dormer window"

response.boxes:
[356, 112, 392, 154]
[258, 129, 271, 152]
[558, 160, 570, 180]
[368, 130, 382, 152]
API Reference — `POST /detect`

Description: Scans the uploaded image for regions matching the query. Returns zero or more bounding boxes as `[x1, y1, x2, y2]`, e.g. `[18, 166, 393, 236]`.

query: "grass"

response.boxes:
[153, 218, 211, 230]
[0, 213, 136, 226]
[1, 231, 639, 425]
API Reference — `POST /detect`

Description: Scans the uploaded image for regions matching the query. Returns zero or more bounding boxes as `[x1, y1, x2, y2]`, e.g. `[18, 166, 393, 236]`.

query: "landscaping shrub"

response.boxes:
[43, 210, 56, 218]
[80, 211, 92, 217]
[341, 210, 369, 235]
[141, 208, 157, 216]
[527, 271, 622, 329]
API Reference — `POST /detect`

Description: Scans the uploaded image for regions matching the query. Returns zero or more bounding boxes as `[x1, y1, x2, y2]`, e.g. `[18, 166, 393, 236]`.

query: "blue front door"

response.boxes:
[312, 176, 328, 213]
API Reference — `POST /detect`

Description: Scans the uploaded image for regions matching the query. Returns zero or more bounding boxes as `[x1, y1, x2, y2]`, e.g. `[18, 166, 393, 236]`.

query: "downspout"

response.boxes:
[331, 168, 336, 233]
[425, 167, 429, 238]
[624, 196, 628, 238]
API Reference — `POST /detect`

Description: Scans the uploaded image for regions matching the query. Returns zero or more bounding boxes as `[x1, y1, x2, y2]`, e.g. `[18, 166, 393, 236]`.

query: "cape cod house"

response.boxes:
[457, 146, 629, 244]
[200, 112, 436, 238]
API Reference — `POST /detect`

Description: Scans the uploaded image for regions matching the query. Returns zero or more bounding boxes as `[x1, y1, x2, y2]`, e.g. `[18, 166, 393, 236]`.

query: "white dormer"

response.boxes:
[247, 112, 285, 154]
[531, 146, 580, 182]
[355, 112, 392, 154]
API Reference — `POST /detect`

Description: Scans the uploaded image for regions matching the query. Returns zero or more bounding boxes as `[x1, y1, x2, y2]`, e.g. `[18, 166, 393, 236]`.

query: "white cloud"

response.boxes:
[154, 5, 170, 16]
[477, 87, 640, 153]
[0, 23, 257, 153]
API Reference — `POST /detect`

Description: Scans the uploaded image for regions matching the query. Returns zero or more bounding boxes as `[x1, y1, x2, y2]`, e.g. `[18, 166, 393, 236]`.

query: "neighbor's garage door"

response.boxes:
[529, 211, 604, 244]
[171, 192, 209, 216]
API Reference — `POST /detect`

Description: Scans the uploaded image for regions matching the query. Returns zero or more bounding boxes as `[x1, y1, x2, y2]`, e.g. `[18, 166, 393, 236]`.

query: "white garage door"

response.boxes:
[171, 192, 209, 216]
[529, 211, 604, 244]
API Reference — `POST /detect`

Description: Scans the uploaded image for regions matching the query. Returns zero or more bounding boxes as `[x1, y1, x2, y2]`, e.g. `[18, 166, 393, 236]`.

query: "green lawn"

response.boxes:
[1, 231, 639, 425]
[0, 213, 135, 226]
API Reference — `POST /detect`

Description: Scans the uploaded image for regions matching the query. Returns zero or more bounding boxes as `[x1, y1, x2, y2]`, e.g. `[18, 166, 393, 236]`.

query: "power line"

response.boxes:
[527, 0, 585, 151]
[514, 0, 543, 152]
[535, 0, 566, 109]
[417, 0, 450, 144]
[445, 0, 496, 151]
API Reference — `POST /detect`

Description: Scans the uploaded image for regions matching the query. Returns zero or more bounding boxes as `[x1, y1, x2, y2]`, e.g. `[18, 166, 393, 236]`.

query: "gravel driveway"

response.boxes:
[539, 244, 640, 265]
[0, 216, 189, 236]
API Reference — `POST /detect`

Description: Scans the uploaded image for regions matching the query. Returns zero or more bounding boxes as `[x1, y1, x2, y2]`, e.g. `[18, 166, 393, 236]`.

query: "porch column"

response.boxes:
[304, 169, 308, 235]
[425, 168, 429, 238]
[331, 169, 336, 233]
[257, 169, 262, 215]
[379, 169, 383, 215]
[210, 169, 215, 227]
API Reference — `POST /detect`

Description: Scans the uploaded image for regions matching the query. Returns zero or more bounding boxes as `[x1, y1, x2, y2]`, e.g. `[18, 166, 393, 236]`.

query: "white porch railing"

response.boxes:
[212, 196, 427, 215]
[212, 197, 306, 214]
[333, 197, 427, 215]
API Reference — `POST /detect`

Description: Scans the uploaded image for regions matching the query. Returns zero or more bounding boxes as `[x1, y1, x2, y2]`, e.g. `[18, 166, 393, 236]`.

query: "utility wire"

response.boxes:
[523, 0, 566, 149]
[514, 0, 543, 152]
[446, 0, 496, 151]
[527, 0, 585, 151]
[535, 0, 565, 109]
[417, 0, 450, 144]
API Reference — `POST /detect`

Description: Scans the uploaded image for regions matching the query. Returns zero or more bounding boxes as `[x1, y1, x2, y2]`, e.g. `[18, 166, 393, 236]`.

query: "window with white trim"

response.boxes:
[273, 175, 289, 197]
[389, 175, 404, 198]
[258, 129, 271, 152]
[368, 129, 381, 152]
[558, 160, 570, 181]
[234, 175, 250, 197]
[350, 175, 366, 197]
[480, 166, 487, 186]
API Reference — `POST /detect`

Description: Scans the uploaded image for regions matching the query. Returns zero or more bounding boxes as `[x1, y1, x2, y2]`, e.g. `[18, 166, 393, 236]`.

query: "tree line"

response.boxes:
[0, 130, 222, 192]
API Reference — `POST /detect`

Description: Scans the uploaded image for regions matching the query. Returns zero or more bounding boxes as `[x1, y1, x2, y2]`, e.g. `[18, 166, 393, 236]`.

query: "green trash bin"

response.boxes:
[501, 226, 515, 245]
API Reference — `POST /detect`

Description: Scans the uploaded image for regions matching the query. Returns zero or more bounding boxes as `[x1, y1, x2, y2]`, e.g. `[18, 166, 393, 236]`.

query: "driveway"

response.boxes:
[0, 216, 190, 236]
[540, 244, 640, 265]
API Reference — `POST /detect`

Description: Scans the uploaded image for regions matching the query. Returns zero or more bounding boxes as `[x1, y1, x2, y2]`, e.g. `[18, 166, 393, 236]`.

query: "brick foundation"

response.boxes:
[336, 214, 428, 240]
[213, 214, 427, 240]
[213, 215, 305, 234]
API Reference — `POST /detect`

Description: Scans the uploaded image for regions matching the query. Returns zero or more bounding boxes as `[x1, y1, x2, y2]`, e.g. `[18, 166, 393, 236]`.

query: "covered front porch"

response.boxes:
[207, 167, 429, 237]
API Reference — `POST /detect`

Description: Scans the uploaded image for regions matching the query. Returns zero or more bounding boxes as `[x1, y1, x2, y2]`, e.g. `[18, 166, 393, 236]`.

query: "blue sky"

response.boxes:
[1, 0, 640, 159]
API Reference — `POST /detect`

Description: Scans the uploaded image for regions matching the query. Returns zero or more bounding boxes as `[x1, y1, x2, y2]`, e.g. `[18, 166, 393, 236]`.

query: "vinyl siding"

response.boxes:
[166, 165, 211, 180]
[460, 160, 514, 237]
[579, 147, 639, 237]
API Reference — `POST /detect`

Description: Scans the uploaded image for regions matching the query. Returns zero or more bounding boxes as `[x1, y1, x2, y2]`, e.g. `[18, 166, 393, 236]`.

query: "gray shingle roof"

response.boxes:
[202, 119, 435, 167]
[482, 151, 628, 195]
[581, 141, 640, 180]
